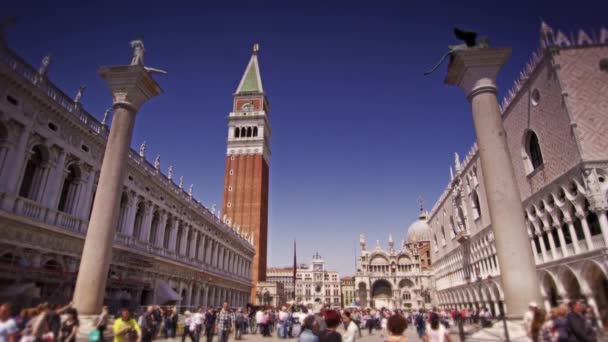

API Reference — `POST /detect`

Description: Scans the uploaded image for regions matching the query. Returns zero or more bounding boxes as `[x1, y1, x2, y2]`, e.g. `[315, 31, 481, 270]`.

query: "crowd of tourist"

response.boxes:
[1, 299, 607, 342]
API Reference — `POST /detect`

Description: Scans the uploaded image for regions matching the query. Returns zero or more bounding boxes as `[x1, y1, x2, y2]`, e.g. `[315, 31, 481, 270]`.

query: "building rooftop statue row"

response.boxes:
[0, 39, 254, 250]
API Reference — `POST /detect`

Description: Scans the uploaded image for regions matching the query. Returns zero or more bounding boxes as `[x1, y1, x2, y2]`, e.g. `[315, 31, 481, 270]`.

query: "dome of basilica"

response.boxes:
[406, 212, 432, 243]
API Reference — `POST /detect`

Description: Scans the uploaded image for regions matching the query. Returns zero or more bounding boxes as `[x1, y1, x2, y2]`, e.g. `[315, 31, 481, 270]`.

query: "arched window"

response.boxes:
[195, 234, 201, 260]
[525, 131, 544, 172]
[472, 191, 482, 220]
[132, 201, 145, 240]
[253, 127, 258, 137]
[19, 145, 47, 200]
[149, 210, 160, 244]
[58, 164, 81, 214]
[185, 228, 193, 256]
[441, 226, 447, 245]
[247, 127, 252, 137]
[235, 127, 240, 138]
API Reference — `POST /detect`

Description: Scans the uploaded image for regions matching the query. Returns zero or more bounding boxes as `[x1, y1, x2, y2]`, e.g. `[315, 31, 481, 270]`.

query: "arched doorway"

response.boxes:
[540, 271, 561, 308]
[582, 262, 608, 312]
[371, 279, 393, 309]
[358, 282, 368, 308]
[560, 268, 583, 301]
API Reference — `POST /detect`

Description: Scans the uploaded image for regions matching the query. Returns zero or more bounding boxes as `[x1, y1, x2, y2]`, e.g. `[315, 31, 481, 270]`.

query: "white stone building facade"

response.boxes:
[295, 253, 341, 308]
[0, 39, 255, 310]
[429, 23, 608, 317]
[355, 228, 433, 310]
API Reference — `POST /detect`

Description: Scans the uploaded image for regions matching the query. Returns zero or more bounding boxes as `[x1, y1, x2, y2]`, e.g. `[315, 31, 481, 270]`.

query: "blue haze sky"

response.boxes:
[4, 0, 606, 275]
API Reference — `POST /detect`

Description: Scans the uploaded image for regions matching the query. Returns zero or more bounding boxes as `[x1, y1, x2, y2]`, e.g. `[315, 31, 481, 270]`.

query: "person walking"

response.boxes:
[0, 303, 18, 342]
[140, 306, 157, 342]
[384, 314, 408, 342]
[59, 308, 79, 342]
[415, 309, 426, 339]
[182, 311, 196, 342]
[215, 302, 234, 342]
[204, 307, 216, 342]
[255, 308, 264, 335]
[566, 300, 596, 342]
[318, 310, 341, 342]
[298, 316, 318, 342]
[278, 307, 289, 338]
[234, 309, 245, 340]
[96, 306, 109, 342]
[424, 312, 451, 342]
[113, 308, 141, 342]
[341, 311, 357, 342]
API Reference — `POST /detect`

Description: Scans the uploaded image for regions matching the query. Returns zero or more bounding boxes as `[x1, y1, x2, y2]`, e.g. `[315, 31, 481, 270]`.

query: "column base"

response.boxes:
[467, 319, 528, 341]
[76, 315, 112, 341]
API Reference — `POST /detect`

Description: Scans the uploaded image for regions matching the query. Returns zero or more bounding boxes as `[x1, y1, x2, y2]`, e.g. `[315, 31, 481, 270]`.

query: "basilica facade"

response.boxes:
[355, 213, 433, 310]
[0, 35, 257, 310]
[428, 23, 608, 317]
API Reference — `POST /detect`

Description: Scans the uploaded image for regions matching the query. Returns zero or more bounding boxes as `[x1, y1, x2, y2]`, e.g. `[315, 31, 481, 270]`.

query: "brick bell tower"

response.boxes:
[222, 43, 270, 301]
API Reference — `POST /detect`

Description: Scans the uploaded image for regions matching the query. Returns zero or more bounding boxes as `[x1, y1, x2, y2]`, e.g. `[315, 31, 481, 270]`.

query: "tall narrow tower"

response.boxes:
[222, 44, 270, 300]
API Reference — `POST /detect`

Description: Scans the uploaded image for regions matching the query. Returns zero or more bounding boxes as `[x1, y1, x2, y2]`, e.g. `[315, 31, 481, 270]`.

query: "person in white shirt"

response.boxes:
[342, 311, 358, 342]
[255, 309, 264, 335]
[278, 307, 289, 338]
[0, 304, 17, 342]
[523, 302, 537, 338]
[193, 308, 204, 340]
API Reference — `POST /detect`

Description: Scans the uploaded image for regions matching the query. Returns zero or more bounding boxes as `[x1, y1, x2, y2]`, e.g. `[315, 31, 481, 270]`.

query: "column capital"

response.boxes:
[445, 47, 512, 98]
[98, 65, 163, 112]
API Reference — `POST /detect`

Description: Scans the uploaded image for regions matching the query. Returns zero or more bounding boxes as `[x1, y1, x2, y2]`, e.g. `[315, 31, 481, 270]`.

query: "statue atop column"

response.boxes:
[130, 38, 167, 75]
[211, 203, 216, 215]
[139, 141, 147, 158]
[424, 28, 489, 75]
[74, 85, 86, 104]
[359, 233, 366, 251]
[188, 184, 193, 197]
[178, 176, 183, 189]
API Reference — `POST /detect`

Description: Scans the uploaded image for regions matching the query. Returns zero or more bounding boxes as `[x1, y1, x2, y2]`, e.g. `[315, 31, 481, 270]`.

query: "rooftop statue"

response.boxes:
[38, 55, 52, 77]
[139, 141, 147, 158]
[154, 154, 160, 170]
[74, 85, 86, 104]
[179, 176, 183, 189]
[167, 165, 173, 180]
[101, 108, 111, 125]
[424, 28, 489, 75]
[211, 203, 216, 215]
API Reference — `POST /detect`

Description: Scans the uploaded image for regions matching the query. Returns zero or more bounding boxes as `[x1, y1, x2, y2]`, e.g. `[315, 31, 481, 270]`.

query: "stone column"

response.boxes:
[42, 149, 67, 210]
[555, 223, 569, 258]
[123, 195, 139, 237]
[203, 286, 209, 307]
[139, 202, 154, 242]
[72, 64, 162, 315]
[180, 225, 190, 256]
[155, 211, 168, 248]
[563, 215, 581, 254]
[444, 47, 542, 318]
[575, 211, 594, 251]
[169, 218, 179, 252]
[595, 209, 608, 248]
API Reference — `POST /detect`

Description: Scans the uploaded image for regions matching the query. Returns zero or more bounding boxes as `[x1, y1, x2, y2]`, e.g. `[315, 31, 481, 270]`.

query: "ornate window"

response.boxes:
[523, 130, 544, 173]
[253, 127, 258, 137]
[58, 164, 81, 214]
[19, 145, 48, 200]
[132, 201, 145, 240]
[163, 215, 172, 249]
[235, 127, 240, 138]
[471, 191, 482, 220]
[117, 193, 129, 233]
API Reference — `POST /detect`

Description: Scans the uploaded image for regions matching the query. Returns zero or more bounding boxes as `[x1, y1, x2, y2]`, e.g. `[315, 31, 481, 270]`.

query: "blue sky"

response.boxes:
[4, 0, 606, 275]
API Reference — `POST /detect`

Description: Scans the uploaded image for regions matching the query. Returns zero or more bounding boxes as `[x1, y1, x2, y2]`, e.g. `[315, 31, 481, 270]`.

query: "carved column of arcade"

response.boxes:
[123, 195, 139, 237]
[444, 47, 541, 317]
[169, 217, 179, 252]
[189, 230, 198, 259]
[155, 211, 168, 248]
[140, 202, 154, 242]
[562, 210, 581, 254]
[73, 62, 162, 314]
[540, 217, 559, 260]
[180, 225, 190, 256]
[574, 208, 594, 251]
[76, 165, 96, 221]
[198, 234, 206, 262]
[0, 124, 31, 207]
[42, 148, 67, 210]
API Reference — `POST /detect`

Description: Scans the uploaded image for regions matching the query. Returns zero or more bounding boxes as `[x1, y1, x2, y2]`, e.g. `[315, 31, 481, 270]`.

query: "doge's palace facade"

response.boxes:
[0, 36, 254, 310]
[429, 23, 608, 317]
